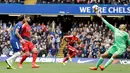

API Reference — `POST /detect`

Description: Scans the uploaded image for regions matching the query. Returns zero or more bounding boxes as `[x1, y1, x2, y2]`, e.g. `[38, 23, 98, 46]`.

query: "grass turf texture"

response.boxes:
[0, 62, 130, 73]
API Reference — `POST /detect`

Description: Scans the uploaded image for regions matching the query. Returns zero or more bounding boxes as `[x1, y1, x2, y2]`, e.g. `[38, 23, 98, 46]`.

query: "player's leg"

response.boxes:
[67, 45, 77, 62]
[6, 40, 22, 69]
[10, 51, 23, 66]
[96, 52, 108, 67]
[103, 48, 125, 70]
[31, 47, 39, 68]
[69, 52, 77, 62]
[89, 52, 108, 70]
[99, 45, 118, 71]
[18, 52, 30, 68]
[18, 41, 30, 68]
[62, 50, 72, 65]
[90, 45, 115, 70]
[6, 52, 21, 69]
[62, 56, 69, 65]
[29, 42, 39, 68]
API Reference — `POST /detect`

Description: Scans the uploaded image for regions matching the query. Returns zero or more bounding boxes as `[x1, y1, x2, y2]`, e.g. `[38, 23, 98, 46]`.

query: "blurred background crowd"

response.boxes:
[0, 16, 130, 59]
[0, 0, 24, 3]
[0, 0, 130, 59]
[0, 0, 130, 4]
[37, 0, 130, 4]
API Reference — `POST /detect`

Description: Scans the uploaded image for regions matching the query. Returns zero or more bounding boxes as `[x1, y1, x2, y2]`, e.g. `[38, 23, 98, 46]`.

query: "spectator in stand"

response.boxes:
[36, 0, 130, 4]
[51, 0, 56, 3]
[38, 42, 48, 57]
[0, 0, 23, 3]
[82, 46, 87, 57]
[47, 35, 57, 57]
[54, 34, 61, 54]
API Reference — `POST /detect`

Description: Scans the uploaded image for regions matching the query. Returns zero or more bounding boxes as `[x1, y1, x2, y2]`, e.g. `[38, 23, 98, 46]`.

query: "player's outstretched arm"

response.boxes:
[95, 11, 116, 32]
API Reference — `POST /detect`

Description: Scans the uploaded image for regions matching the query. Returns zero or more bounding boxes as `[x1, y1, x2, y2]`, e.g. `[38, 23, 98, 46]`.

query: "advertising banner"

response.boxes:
[1, 57, 130, 64]
[0, 4, 129, 15]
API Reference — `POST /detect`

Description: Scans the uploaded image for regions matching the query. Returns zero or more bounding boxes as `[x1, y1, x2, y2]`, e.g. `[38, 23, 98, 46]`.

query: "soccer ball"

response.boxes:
[92, 5, 99, 12]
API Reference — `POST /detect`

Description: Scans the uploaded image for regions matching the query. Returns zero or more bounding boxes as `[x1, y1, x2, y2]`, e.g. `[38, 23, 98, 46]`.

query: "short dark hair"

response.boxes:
[18, 15, 24, 21]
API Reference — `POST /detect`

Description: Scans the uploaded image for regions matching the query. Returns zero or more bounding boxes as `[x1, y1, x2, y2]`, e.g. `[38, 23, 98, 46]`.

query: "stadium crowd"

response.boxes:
[0, 0, 24, 3]
[0, 0, 129, 4]
[37, 0, 130, 4]
[0, 17, 130, 59]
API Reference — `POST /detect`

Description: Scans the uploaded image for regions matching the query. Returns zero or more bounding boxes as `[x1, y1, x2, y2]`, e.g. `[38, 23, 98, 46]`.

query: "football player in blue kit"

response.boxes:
[5, 15, 25, 69]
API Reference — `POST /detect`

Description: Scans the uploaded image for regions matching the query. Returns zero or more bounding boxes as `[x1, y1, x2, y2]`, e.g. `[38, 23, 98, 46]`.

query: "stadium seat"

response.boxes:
[24, 0, 36, 5]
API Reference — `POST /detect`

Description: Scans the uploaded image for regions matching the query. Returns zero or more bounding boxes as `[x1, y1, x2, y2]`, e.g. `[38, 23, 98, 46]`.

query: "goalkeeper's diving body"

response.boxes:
[90, 12, 130, 71]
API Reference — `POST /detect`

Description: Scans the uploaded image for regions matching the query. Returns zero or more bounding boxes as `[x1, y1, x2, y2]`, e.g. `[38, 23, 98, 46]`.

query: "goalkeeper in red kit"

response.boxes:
[18, 16, 39, 68]
[62, 32, 81, 65]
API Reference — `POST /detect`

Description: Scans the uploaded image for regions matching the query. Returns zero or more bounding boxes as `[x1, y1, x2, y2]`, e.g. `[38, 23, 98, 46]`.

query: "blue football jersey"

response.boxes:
[11, 22, 22, 41]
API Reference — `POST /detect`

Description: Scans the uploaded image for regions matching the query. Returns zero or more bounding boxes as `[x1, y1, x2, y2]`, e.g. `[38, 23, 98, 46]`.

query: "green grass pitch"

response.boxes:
[0, 62, 130, 73]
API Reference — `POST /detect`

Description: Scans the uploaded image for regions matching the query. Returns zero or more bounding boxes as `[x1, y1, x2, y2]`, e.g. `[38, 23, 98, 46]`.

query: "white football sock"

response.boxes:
[10, 56, 17, 65]
[7, 52, 21, 65]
